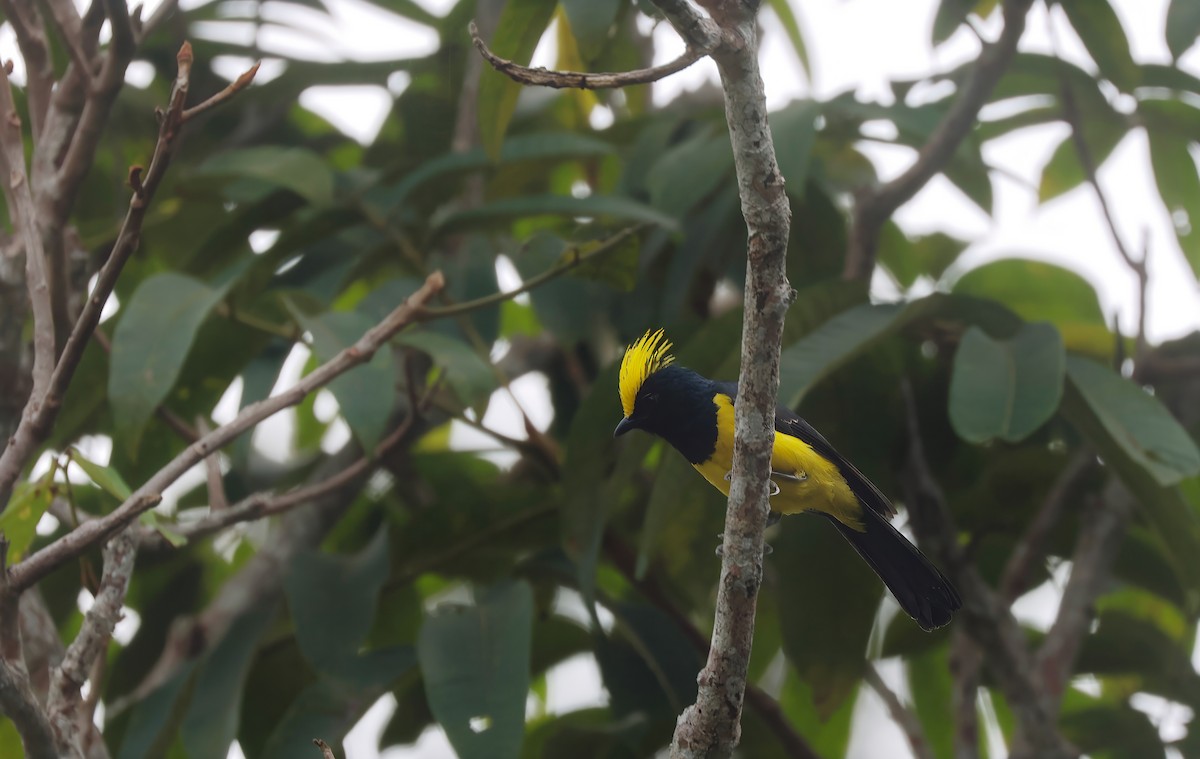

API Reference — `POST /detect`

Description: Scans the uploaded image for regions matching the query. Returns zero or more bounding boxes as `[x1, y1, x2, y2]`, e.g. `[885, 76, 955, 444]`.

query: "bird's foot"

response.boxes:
[714, 535, 774, 557]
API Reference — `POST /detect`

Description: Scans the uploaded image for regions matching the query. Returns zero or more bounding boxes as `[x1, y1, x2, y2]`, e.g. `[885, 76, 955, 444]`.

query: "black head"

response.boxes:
[614, 365, 719, 464]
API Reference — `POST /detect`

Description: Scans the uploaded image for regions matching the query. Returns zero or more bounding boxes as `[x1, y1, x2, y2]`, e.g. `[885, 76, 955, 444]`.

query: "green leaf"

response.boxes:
[775, 516, 880, 718]
[70, 448, 132, 502]
[292, 309, 397, 449]
[560, 0, 619, 59]
[647, 130, 734, 217]
[778, 672, 859, 757]
[1167, 0, 1200, 59]
[778, 303, 907, 407]
[951, 258, 1105, 326]
[765, 0, 811, 76]
[196, 146, 335, 206]
[419, 581, 534, 759]
[1147, 130, 1200, 280]
[772, 100, 821, 196]
[284, 530, 392, 683]
[931, 0, 998, 45]
[949, 323, 1065, 443]
[0, 476, 54, 562]
[1061, 701, 1168, 759]
[395, 330, 497, 409]
[436, 194, 678, 233]
[1038, 118, 1128, 201]
[180, 602, 278, 759]
[109, 273, 231, 452]
[1058, 0, 1139, 91]
[909, 646, 955, 759]
[878, 227, 968, 288]
[477, 0, 559, 159]
[1066, 356, 1200, 486]
[565, 230, 642, 291]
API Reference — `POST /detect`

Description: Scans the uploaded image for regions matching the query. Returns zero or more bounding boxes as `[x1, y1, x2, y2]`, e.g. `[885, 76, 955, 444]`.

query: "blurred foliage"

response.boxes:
[6, 1, 1200, 758]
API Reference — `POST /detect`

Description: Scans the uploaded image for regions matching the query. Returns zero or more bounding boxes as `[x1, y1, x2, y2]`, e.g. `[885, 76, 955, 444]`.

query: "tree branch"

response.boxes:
[843, 0, 1035, 281]
[46, 529, 136, 756]
[864, 662, 934, 759]
[0, 0, 54, 137]
[0, 46, 256, 516]
[470, 20, 710, 89]
[0, 540, 58, 759]
[1000, 451, 1094, 601]
[897, 384, 1077, 759]
[656, 2, 795, 756]
[602, 535, 820, 759]
[0, 59, 57, 407]
[1034, 478, 1133, 713]
[8, 271, 445, 593]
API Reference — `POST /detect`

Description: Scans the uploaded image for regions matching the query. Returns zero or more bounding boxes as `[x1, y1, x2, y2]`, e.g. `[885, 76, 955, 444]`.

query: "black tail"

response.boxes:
[829, 509, 962, 631]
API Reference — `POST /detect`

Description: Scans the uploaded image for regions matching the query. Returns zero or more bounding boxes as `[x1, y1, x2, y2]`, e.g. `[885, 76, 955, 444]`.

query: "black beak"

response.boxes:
[613, 417, 637, 438]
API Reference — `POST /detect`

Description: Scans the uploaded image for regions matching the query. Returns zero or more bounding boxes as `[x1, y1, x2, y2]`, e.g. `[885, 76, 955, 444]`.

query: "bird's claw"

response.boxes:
[722, 470, 788, 497]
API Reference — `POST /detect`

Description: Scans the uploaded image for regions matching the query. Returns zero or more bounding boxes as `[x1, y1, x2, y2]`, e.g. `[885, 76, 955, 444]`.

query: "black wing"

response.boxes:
[714, 381, 896, 518]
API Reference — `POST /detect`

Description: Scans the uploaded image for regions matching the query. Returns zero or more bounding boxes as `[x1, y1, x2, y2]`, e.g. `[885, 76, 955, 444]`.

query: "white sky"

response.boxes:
[4, 0, 1199, 757]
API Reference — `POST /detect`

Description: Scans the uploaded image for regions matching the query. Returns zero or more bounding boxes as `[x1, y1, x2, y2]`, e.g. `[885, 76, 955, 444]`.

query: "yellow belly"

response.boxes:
[691, 394, 864, 530]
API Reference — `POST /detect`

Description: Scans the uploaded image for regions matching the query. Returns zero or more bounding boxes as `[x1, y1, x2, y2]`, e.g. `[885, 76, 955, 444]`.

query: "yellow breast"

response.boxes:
[691, 394, 864, 530]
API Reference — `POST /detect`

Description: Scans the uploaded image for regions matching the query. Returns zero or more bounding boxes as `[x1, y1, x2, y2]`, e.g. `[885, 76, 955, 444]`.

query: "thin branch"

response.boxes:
[415, 224, 646, 320]
[950, 631, 983, 759]
[470, 21, 709, 90]
[0, 540, 58, 759]
[864, 663, 935, 759]
[313, 738, 336, 759]
[1057, 71, 1148, 357]
[46, 529, 136, 756]
[843, 0, 1036, 281]
[195, 417, 229, 512]
[602, 535, 821, 759]
[0, 46, 256, 516]
[138, 0, 180, 42]
[8, 271, 446, 593]
[182, 61, 261, 121]
[0, 60, 57, 406]
[650, 0, 722, 51]
[0, 0, 54, 136]
[1034, 478, 1133, 713]
[39, 0, 96, 77]
[1000, 451, 1094, 601]
[658, 1, 795, 755]
[148, 403, 422, 549]
[898, 383, 1076, 759]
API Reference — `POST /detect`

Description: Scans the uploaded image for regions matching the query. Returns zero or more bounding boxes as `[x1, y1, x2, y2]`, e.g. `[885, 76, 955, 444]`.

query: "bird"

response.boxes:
[613, 328, 961, 631]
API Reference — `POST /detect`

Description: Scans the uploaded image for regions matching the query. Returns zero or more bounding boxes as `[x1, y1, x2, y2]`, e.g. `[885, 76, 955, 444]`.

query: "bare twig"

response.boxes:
[415, 224, 646, 320]
[898, 384, 1076, 759]
[313, 738, 336, 759]
[1057, 74, 1148, 357]
[950, 631, 983, 759]
[195, 417, 229, 512]
[46, 529, 136, 756]
[148, 400, 425, 549]
[0, 60, 57, 405]
[0, 46, 256, 516]
[843, 0, 1036, 280]
[1034, 478, 1133, 713]
[8, 271, 445, 593]
[182, 61, 261, 121]
[865, 662, 934, 759]
[602, 535, 821, 759]
[39, 0, 96, 76]
[0, 0, 54, 136]
[0, 540, 58, 759]
[470, 21, 709, 90]
[138, 0, 181, 42]
[656, 2, 795, 756]
[650, 0, 722, 50]
[1000, 451, 1094, 601]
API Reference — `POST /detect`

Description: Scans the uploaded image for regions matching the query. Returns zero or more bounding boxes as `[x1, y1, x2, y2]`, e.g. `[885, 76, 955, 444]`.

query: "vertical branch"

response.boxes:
[843, 0, 1034, 281]
[46, 529, 136, 756]
[0, 61, 57, 401]
[0, 541, 58, 759]
[652, 2, 794, 756]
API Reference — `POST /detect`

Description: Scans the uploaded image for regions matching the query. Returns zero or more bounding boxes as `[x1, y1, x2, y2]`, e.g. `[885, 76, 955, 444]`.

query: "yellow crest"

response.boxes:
[619, 328, 674, 417]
